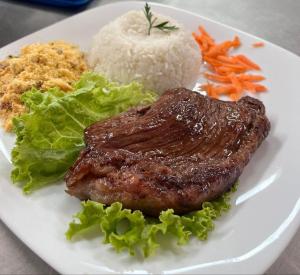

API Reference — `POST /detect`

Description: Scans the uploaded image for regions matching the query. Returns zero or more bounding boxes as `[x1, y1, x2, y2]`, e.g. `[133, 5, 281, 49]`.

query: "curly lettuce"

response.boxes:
[66, 184, 237, 257]
[11, 73, 157, 193]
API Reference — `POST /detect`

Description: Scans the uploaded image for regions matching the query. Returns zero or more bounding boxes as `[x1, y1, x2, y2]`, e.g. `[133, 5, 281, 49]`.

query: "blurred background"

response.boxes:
[0, 0, 300, 274]
[0, 0, 300, 55]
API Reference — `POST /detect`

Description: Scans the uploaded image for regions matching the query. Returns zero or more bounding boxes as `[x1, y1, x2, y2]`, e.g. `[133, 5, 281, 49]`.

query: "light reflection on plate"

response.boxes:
[236, 172, 280, 205]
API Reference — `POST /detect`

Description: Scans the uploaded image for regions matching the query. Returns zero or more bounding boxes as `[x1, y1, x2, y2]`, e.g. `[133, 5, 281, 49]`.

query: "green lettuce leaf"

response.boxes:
[66, 184, 237, 257]
[11, 73, 157, 193]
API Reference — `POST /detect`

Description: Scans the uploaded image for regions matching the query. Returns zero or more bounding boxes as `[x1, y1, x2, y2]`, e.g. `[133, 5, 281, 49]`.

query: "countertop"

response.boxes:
[0, 0, 299, 274]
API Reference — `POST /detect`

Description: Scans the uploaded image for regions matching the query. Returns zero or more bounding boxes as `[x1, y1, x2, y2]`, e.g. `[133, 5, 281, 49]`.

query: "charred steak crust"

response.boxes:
[65, 88, 270, 216]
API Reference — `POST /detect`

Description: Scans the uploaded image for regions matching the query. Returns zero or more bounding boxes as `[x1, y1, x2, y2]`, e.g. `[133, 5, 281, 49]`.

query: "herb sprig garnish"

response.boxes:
[143, 3, 179, 35]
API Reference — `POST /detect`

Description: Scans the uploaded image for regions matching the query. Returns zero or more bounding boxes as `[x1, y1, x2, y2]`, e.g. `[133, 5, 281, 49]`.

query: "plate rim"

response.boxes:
[0, 1, 300, 274]
[1, 0, 300, 60]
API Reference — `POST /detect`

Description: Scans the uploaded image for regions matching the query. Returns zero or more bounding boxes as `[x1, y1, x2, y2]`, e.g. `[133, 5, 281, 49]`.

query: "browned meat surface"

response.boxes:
[65, 88, 270, 216]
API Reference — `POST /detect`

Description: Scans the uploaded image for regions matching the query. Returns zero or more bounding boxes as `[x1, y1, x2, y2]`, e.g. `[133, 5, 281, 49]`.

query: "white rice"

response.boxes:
[88, 10, 201, 93]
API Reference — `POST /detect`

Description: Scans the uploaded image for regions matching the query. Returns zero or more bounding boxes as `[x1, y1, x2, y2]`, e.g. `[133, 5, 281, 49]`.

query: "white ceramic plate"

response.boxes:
[0, 1, 300, 274]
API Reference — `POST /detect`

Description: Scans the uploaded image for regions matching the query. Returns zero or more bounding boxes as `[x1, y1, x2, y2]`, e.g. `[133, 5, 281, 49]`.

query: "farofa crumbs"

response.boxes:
[0, 41, 87, 131]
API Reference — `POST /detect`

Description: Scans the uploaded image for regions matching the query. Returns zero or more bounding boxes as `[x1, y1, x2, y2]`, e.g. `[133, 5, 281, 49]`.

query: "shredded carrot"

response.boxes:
[206, 41, 236, 58]
[249, 82, 267, 92]
[252, 42, 264, 48]
[238, 74, 265, 82]
[198, 26, 215, 46]
[217, 65, 247, 74]
[203, 56, 223, 67]
[242, 81, 256, 92]
[201, 83, 218, 98]
[204, 73, 230, 83]
[216, 55, 237, 64]
[242, 81, 267, 92]
[232, 36, 241, 48]
[215, 85, 236, 95]
[235, 55, 261, 70]
[229, 73, 243, 94]
[193, 25, 267, 100]
[198, 26, 214, 40]
[201, 83, 237, 97]
[229, 93, 241, 101]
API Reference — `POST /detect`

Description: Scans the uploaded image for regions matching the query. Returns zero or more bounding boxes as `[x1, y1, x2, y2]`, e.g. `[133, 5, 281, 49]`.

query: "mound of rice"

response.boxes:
[88, 10, 201, 93]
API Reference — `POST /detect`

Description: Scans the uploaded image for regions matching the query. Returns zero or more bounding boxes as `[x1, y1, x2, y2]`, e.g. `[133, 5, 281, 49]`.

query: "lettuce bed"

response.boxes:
[11, 73, 157, 193]
[66, 184, 237, 257]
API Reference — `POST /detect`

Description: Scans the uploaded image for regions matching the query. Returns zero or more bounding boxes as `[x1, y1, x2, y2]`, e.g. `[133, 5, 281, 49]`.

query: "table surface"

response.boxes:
[0, 0, 299, 274]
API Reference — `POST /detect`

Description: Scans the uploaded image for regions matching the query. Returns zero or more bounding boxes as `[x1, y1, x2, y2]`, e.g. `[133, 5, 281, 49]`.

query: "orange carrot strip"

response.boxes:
[217, 66, 247, 74]
[231, 56, 253, 70]
[252, 42, 264, 48]
[199, 26, 213, 40]
[229, 73, 242, 89]
[217, 55, 239, 64]
[210, 90, 219, 99]
[200, 83, 212, 92]
[202, 34, 215, 48]
[215, 67, 229, 76]
[229, 92, 241, 101]
[193, 38, 203, 49]
[199, 26, 215, 46]
[206, 37, 241, 58]
[214, 85, 236, 95]
[203, 56, 223, 67]
[220, 63, 247, 70]
[235, 54, 261, 70]
[242, 82, 267, 92]
[202, 38, 209, 52]
[252, 83, 267, 92]
[192, 33, 204, 50]
[232, 36, 241, 48]
[242, 81, 256, 92]
[204, 73, 230, 83]
[192, 33, 200, 43]
[201, 83, 217, 98]
[205, 58, 247, 73]
[216, 67, 235, 74]
[205, 41, 234, 57]
[238, 74, 265, 82]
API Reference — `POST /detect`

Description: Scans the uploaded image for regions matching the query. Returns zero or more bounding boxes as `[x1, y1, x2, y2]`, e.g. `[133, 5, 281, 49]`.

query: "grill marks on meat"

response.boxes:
[65, 88, 270, 216]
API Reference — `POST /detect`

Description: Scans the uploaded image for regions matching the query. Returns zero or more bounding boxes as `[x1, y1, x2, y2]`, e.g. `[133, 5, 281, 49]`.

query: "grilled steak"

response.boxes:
[66, 88, 270, 216]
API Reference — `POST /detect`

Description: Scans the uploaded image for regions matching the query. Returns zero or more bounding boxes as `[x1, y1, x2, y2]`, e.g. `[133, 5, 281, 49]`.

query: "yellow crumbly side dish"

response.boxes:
[0, 41, 87, 131]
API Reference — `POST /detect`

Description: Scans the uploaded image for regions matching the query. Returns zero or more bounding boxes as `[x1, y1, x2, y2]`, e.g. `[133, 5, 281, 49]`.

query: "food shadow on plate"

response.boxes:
[28, 181, 68, 201]
[93, 231, 189, 265]
[70, 224, 103, 242]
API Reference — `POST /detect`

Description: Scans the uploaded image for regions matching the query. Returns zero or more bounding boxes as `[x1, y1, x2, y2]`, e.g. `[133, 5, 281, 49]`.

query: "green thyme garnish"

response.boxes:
[143, 3, 179, 35]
